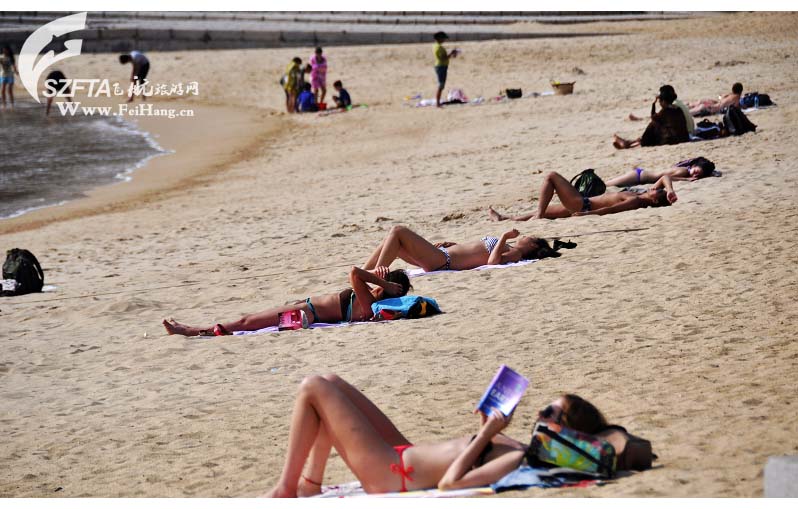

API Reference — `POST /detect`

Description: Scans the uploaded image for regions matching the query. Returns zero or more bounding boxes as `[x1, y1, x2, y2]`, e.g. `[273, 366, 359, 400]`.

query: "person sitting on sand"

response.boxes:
[332, 80, 351, 109]
[605, 157, 717, 187]
[488, 172, 677, 221]
[613, 85, 689, 150]
[362, 225, 561, 274]
[296, 83, 319, 113]
[162, 267, 410, 337]
[264, 373, 612, 497]
[628, 94, 694, 136]
[687, 82, 743, 117]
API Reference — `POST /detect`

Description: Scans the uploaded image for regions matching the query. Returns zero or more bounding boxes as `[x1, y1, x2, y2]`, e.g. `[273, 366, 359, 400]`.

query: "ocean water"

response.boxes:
[0, 102, 166, 219]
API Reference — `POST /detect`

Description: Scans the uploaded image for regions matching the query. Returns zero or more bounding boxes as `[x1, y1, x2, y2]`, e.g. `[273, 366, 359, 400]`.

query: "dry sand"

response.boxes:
[1, 12, 797, 497]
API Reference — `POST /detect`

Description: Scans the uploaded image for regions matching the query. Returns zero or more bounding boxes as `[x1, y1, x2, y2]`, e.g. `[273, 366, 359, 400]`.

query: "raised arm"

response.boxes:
[487, 229, 519, 266]
[348, 266, 402, 318]
[438, 409, 522, 491]
[652, 175, 678, 203]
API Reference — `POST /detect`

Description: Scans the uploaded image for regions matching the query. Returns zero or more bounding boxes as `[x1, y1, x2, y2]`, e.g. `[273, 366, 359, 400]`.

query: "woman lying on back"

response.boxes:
[264, 373, 610, 497]
[162, 267, 410, 336]
[489, 172, 677, 221]
[605, 157, 717, 188]
[362, 225, 560, 274]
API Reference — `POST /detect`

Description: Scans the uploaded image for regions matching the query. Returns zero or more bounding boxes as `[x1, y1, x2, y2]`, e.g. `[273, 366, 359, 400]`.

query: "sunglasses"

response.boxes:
[539, 404, 562, 423]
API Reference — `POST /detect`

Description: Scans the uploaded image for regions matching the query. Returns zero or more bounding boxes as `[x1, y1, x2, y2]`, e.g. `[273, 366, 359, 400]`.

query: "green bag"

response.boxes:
[570, 169, 606, 198]
[526, 422, 617, 478]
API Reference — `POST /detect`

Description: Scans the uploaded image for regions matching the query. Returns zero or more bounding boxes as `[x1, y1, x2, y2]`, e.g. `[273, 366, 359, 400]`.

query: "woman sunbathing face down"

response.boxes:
[604, 157, 716, 188]
[162, 267, 411, 337]
[362, 225, 560, 274]
[263, 373, 609, 497]
[488, 171, 677, 222]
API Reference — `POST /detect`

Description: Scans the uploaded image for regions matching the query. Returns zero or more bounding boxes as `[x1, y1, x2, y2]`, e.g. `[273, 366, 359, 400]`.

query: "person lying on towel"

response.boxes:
[263, 373, 611, 496]
[362, 225, 561, 273]
[162, 267, 410, 336]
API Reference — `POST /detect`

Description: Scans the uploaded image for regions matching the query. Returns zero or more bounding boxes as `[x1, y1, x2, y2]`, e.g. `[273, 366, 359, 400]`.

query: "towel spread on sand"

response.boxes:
[314, 465, 599, 497]
[407, 259, 537, 278]
[315, 481, 493, 498]
[232, 321, 377, 336]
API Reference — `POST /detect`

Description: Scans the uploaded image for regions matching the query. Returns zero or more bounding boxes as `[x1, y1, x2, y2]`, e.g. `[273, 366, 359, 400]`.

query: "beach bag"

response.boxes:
[505, 88, 522, 99]
[570, 169, 606, 197]
[694, 119, 722, 140]
[740, 92, 774, 108]
[723, 106, 756, 136]
[2, 248, 44, 296]
[597, 425, 655, 471]
[526, 422, 616, 478]
[371, 295, 441, 321]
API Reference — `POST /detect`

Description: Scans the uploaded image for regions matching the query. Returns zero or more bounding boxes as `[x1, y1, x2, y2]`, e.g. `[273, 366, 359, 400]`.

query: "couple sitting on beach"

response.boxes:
[264, 373, 646, 497]
[163, 226, 560, 336]
[489, 157, 715, 221]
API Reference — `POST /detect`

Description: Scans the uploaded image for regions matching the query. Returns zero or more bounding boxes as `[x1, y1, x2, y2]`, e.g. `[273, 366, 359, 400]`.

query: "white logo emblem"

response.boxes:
[19, 11, 87, 103]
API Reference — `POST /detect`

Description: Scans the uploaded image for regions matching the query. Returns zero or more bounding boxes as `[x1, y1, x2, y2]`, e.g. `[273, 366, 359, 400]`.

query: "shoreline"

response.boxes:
[0, 102, 280, 235]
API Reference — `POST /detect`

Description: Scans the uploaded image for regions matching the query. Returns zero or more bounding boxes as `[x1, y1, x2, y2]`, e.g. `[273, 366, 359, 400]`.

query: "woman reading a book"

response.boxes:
[162, 267, 410, 336]
[363, 225, 561, 273]
[263, 373, 608, 497]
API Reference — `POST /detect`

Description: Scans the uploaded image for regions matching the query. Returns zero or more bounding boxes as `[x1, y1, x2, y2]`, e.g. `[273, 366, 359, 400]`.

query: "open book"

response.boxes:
[476, 365, 529, 416]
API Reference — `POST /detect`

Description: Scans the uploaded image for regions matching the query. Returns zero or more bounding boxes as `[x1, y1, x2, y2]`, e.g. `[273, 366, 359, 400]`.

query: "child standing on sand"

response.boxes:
[309, 47, 328, 105]
[0, 45, 18, 109]
[432, 32, 458, 107]
[283, 57, 302, 113]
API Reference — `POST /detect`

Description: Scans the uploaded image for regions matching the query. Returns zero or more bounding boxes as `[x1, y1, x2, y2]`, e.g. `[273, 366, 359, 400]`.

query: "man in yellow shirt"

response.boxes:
[433, 32, 458, 107]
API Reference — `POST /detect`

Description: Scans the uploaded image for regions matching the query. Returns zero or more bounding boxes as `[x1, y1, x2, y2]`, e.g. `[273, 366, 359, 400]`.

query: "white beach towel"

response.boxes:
[232, 320, 378, 336]
[407, 259, 537, 278]
[315, 481, 494, 498]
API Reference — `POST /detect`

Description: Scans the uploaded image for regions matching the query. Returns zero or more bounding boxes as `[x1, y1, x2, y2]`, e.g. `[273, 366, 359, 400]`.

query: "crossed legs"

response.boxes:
[266, 374, 410, 497]
[363, 226, 447, 272]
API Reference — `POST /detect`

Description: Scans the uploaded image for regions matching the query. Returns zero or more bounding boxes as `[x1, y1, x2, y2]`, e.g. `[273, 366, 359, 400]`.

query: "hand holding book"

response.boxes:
[475, 365, 530, 417]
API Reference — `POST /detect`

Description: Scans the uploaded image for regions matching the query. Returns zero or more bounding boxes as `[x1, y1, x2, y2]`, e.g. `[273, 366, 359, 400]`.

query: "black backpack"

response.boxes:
[723, 106, 757, 136]
[740, 92, 774, 108]
[570, 169, 606, 197]
[2, 248, 44, 296]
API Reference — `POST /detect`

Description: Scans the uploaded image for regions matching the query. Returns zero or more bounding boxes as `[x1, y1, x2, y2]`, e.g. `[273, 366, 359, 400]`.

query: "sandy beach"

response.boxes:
[1, 12, 797, 497]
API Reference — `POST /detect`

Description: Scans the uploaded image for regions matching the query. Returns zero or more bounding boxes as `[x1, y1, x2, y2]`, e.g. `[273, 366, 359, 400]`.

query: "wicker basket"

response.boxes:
[551, 82, 575, 95]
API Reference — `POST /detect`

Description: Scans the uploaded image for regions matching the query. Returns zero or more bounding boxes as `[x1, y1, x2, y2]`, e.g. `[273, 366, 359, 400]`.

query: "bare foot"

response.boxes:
[162, 318, 203, 336]
[488, 206, 508, 221]
[627, 113, 644, 121]
[297, 477, 323, 497]
[612, 134, 628, 150]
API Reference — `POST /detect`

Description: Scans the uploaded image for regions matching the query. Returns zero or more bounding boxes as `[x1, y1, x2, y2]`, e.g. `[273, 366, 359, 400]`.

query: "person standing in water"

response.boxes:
[0, 45, 18, 109]
[119, 51, 151, 102]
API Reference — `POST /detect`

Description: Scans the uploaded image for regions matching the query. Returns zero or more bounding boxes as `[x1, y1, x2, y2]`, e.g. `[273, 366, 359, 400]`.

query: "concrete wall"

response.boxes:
[0, 27, 616, 54]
